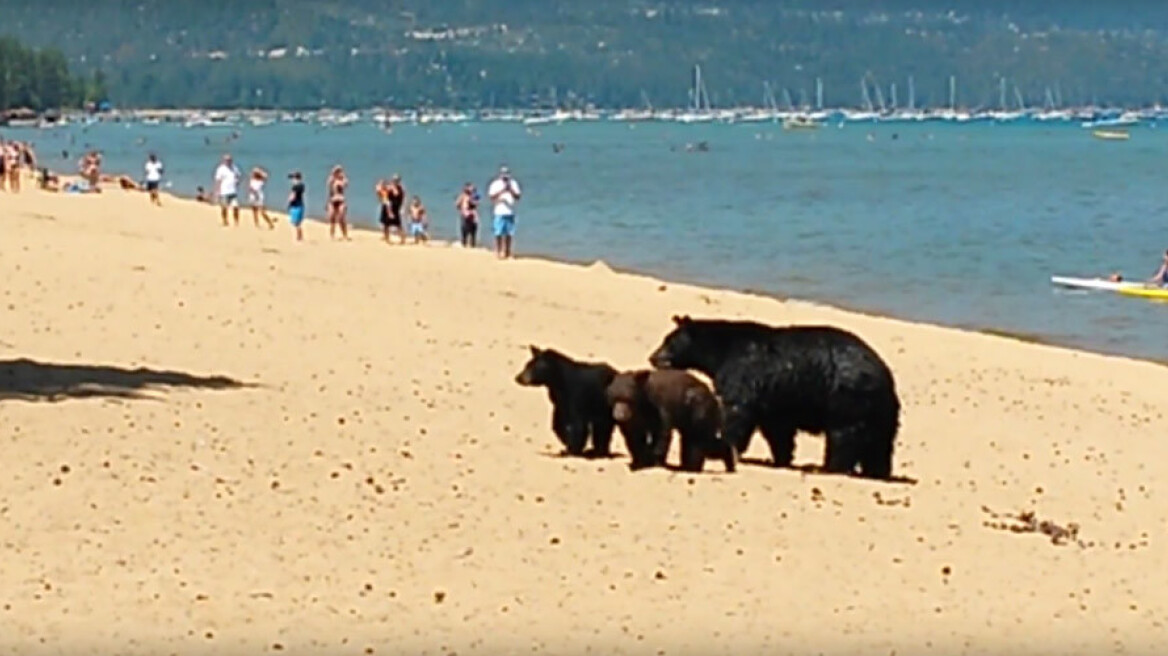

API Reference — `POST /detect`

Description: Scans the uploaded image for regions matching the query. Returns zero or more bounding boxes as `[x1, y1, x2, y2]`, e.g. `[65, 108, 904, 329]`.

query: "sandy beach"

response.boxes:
[1, 184, 1167, 655]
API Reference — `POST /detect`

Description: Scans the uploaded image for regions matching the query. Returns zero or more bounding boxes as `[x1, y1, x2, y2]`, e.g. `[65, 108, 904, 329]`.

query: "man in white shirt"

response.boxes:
[143, 153, 164, 206]
[213, 153, 242, 226]
[487, 165, 522, 259]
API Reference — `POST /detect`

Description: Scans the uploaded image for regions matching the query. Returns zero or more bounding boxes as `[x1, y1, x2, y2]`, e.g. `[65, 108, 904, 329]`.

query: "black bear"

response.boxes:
[606, 369, 738, 473]
[647, 315, 901, 479]
[514, 346, 618, 457]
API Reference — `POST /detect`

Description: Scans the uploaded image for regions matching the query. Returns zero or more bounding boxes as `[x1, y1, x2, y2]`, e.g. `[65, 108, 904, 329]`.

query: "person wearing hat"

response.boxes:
[287, 171, 306, 242]
[487, 165, 522, 259]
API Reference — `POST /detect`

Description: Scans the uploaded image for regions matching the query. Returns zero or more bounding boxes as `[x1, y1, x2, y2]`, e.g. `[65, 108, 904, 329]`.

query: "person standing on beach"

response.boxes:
[1, 141, 16, 192]
[287, 171, 306, 242]
[487, 165, 522, 259]
[375, 178, 400, 243]
[326, 165, 350, 240]
[455, 182, 479, 248]
[143, 153, 164, 206]
[213, 154, 242, 226]
[408, 195, 429, 245]
[385, 174, 406, 244]
[248, 167, 275, 229]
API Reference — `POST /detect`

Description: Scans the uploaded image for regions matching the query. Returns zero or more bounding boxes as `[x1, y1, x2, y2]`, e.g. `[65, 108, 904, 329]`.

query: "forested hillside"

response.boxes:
[4, 0, 1168, 109]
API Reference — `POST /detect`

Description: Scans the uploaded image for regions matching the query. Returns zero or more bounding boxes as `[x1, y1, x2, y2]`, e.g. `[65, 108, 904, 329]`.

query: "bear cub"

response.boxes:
[606, 369, 737, 473]
[514, 345, 617, 457]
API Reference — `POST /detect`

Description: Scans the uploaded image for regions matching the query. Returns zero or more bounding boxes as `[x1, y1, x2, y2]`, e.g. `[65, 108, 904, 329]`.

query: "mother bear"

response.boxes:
[647, 315, 901, 479]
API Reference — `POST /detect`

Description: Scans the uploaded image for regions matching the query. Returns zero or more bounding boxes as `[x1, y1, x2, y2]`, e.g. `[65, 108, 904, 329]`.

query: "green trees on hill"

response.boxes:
[4, 1, 1168, 109]
[0, 37, 104, 112]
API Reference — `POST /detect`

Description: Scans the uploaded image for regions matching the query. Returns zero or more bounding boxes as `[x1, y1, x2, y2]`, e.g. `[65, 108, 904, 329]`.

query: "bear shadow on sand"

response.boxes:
[0, 358, 250, 403]
[735, 455, 918, 485]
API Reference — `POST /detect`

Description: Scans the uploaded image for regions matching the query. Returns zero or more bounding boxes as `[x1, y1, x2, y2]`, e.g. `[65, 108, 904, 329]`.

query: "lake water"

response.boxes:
[6, 119, 1168, 361]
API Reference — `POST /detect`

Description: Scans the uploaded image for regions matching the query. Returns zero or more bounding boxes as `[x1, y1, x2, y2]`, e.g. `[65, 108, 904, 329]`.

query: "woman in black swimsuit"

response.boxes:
[326, 165, 349, 240]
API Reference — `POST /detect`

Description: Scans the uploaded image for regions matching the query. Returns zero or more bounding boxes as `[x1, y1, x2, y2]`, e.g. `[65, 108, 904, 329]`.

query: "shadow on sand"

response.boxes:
[0, 358, 249, 403]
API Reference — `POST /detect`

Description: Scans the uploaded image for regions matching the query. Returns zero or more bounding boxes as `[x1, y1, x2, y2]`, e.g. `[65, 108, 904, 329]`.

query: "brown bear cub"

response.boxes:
[606, 369, 737, 473]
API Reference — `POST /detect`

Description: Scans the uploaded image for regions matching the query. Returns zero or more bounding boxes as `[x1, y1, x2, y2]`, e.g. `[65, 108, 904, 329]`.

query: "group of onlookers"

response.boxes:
[3, 137, 525, 259]
[191, 153, 524, 257]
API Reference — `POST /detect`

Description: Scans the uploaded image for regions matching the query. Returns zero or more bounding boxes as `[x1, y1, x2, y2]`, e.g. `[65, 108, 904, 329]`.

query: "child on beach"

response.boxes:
[408, 195, 429, 244]
[249, 167, 275, 229]
[287, 171, 306, 242]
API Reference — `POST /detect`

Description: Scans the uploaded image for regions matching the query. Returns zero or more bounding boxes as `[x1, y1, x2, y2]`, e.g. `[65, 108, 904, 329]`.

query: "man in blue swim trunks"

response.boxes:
[287, 171, 306, 242]
[487, 165, 522, 259]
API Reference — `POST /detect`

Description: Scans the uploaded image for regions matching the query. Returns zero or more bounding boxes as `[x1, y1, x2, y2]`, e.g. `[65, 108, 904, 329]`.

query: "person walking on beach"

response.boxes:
[287, 171, 306, 242]
[487, 165, 522, 259]
[143, 153, 164, 206]
[248, 167, 275, 229]
[408, 195, 429, 244]
[326, 165, 350, 240]
[455, 182, 479, 248]
[213, 154, 242, 226]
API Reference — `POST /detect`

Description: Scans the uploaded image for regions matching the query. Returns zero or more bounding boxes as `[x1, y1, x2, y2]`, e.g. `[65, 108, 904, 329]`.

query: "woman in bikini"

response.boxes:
[248, 167, 275, 229]
[326, 165, 349, 240]
[4, 142, 22, 192]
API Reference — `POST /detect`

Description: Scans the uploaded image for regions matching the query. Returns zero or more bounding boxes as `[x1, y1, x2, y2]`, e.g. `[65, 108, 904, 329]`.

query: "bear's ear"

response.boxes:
[528, 345, 542, 357]
[671, 314, 690, 326]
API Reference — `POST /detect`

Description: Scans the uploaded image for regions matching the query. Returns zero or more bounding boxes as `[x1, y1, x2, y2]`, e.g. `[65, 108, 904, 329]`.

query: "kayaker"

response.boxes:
[1149, 250, 1168, 287]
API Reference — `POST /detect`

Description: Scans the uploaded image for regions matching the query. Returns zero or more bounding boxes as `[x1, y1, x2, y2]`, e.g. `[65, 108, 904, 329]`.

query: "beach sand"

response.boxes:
[1, 185, 1166, 654]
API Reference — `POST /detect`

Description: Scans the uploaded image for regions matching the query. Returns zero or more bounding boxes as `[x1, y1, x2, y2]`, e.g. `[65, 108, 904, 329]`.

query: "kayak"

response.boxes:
[1117, 286, 1168, 300]
[1050, 276, 1146, 292]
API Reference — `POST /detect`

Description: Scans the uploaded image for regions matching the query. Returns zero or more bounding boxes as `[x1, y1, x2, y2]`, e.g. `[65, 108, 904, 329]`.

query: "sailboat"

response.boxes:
[676, 65, 716, 123]
[739, 82, 781, 122]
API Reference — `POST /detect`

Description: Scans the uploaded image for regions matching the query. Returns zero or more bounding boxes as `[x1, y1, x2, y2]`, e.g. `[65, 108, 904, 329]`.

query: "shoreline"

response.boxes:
[36, 169, 1168, 369]
[3, 181, 1168, 651]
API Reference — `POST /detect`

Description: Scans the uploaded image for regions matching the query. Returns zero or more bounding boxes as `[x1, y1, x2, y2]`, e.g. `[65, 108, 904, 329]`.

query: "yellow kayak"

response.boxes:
[1117, 286, 1168, 300]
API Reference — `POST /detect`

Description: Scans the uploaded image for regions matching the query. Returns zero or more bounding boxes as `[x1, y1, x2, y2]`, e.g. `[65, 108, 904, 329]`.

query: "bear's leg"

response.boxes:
[758, 417, 797, 468]
[720, 401, 759, 456]
[649, 425, 673, 468]
[619, 422, 654, 470]
[706, 435, 738, 473]
[551, 405, 572, 451]
[590, 416, 615, 457]
[678, 431, 701, 473]
[561, 413, 590, 456]
[857, 422, 896, 479]
[823, 423, 866, 475]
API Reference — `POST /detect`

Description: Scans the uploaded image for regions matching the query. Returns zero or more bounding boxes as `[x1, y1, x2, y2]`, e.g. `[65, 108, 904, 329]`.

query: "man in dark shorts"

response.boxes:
[455, 182, 480, 247]
[381, 174, 406, 243]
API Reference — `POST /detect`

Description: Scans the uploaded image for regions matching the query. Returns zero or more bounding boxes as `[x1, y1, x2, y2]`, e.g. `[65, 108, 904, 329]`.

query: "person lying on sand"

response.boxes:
[37, 168, 60, 192]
